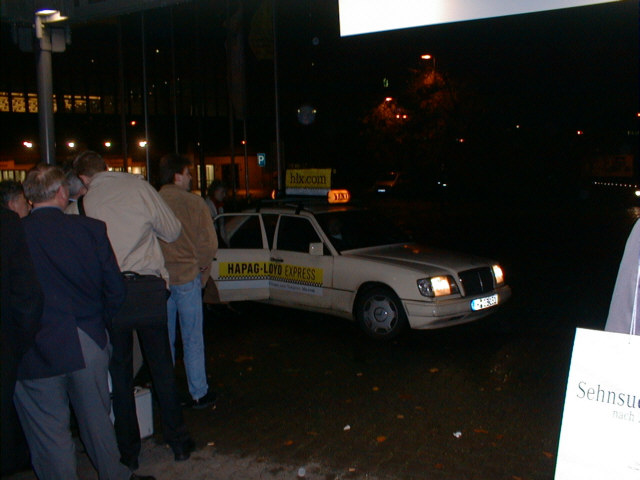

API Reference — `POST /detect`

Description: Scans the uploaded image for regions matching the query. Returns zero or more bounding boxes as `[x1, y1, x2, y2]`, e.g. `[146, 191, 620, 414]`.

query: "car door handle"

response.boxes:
[271, 257, 284, 263]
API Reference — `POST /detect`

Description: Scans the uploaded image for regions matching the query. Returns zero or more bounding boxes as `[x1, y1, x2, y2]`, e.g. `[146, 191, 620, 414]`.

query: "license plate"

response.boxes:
[471, 294, 498, 311]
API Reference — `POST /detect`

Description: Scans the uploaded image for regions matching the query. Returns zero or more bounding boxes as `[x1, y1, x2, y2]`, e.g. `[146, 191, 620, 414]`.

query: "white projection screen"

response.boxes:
[338, 0, 621, 36]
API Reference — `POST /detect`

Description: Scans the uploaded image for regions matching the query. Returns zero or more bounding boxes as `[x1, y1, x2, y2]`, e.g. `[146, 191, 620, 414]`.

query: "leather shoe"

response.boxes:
[130, 474, 155, 480]
[192, 390, 216, 410]
[171, 439, 195, 462]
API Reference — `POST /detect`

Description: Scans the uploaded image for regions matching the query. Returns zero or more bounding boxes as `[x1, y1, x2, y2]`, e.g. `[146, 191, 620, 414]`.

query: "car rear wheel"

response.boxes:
[356, 286, 408, 340]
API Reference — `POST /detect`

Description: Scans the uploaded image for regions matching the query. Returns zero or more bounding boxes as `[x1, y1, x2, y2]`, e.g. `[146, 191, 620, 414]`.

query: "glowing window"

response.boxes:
[27, 94, 38, 113]
[0, 92, 9, 112]
[12, 96, 26, 113]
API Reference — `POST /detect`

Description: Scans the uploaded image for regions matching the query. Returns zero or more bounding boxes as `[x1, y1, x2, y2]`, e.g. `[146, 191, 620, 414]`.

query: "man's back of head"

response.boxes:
[23, 164, 68, 207]
[158, 153, 192, 189]
[73, 151, 107, 183]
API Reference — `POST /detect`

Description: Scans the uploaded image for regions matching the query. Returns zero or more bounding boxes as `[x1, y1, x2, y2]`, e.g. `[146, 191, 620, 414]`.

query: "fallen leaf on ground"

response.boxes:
[429, 367, 439, 373]
[434, 463, 444, 470]
[372, 386, 379, 391]
[376, 436, 387, 443]
[396, 414, 405, 419]
[474, 428, 489, 434]
[543, 451, 554, 459]
[284, 440, 294, 446]
[234, 355, 254, 363]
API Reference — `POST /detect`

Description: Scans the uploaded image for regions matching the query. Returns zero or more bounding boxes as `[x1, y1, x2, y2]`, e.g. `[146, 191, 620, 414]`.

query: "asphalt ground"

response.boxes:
[5, 194, 638, 480]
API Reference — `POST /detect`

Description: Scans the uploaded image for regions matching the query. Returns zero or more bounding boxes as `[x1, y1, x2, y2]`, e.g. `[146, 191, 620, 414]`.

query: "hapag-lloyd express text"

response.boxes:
[220, 262, 323, 286]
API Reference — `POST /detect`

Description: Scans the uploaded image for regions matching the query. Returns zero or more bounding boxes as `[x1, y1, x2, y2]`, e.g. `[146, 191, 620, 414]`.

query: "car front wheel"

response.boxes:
[356, 286, 408, 340]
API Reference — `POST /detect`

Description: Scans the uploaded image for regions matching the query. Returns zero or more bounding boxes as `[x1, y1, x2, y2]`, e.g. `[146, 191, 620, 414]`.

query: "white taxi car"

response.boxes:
[211, 202, 511, 340]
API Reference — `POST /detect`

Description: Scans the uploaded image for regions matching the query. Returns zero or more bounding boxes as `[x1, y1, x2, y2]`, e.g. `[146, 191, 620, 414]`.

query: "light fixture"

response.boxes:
[138, 140, 147, 148]
[34, 9, 68, 39]
[23, 141, 33, 149]
[67, 141, 75, 148]
[104, 141, 112, 148]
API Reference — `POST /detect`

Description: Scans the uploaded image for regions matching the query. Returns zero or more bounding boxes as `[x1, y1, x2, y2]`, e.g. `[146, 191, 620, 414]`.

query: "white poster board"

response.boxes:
[555, 328, 640, 479]
[338, 0, 621, 36]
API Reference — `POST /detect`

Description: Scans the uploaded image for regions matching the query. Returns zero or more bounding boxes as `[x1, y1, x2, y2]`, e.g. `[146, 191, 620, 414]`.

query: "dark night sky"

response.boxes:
[268, 0, 638, 176]
[0, 0, 636, 183]
[293, 0, 638, 126]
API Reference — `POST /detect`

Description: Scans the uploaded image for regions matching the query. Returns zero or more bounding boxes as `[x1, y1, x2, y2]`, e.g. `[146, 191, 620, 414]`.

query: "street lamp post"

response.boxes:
[34, 9, 68, 165]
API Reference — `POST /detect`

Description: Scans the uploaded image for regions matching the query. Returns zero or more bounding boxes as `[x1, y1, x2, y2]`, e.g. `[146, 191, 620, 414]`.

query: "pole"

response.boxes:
[170, 7, 179, 154]
[272, 0, 282, 194]
[35, 22, 56, 165]
[243, 119, 249, 198]
[117, 17, 128, 172]
[141, 12, 151, 179]
[195, 3, 207, 197]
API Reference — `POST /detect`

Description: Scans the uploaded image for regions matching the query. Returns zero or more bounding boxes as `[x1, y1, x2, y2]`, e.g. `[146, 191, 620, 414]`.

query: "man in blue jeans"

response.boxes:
[158, 154, 218, 408]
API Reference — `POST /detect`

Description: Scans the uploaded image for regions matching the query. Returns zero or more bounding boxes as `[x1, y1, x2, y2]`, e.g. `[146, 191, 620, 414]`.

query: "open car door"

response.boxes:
[210, 213, 271, 302]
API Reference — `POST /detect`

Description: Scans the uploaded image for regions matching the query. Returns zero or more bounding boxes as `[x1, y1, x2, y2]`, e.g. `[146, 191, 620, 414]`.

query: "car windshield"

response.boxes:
[315, 210, 412, 252]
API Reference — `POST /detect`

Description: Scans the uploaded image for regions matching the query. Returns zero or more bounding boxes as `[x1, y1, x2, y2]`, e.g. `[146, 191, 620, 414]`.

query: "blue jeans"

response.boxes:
[167, 276, 208, 400]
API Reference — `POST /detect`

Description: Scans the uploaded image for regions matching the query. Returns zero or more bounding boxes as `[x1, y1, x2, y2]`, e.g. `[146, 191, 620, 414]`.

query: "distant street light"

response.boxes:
[420, 53, 436, 74]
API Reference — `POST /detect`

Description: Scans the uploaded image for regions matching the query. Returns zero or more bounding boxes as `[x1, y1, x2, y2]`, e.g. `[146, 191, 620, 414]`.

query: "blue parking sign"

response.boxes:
[257, 153, 266, 167]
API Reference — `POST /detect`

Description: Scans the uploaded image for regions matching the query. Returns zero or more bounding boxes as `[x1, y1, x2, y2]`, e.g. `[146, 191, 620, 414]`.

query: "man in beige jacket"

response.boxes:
[72, 151, 195, 470]
[157, 154, 218, 408]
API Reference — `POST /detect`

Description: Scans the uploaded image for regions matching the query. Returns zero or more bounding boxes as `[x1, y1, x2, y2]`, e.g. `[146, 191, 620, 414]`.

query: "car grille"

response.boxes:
[458, 267, 495, 296]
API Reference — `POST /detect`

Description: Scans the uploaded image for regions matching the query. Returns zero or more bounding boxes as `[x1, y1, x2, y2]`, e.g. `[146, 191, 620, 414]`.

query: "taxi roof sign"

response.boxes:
[328, 189, 351, 204]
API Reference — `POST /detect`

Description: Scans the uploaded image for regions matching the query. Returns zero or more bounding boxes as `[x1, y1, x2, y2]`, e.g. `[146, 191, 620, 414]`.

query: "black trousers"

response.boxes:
[109, 324, 190, 469]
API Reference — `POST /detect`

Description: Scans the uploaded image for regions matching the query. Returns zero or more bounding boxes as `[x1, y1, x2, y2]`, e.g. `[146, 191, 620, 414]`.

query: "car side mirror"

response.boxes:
[309, 242, 324, 256]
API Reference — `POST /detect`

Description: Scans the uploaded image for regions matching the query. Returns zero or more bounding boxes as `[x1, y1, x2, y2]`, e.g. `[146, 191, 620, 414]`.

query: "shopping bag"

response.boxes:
[555, 327, 640, 480]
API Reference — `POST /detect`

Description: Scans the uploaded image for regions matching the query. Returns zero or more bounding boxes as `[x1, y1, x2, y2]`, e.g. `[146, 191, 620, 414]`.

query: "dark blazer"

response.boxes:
[1, 208, 43, 375]
[19, 206, 125, 380]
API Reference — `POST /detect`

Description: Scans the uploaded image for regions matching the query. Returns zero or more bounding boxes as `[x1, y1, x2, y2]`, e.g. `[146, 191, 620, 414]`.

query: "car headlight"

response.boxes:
[417, 276, 460, 297]
[492, 265, 505, 285]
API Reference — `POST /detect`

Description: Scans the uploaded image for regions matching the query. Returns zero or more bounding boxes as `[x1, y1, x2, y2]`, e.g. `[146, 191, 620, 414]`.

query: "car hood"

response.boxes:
[342, 243, 494, 274]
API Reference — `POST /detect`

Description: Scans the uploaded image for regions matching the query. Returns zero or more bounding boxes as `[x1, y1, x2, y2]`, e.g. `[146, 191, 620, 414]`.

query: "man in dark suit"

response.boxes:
[15, 165, 154, 480]
[0, 207, 43, 475]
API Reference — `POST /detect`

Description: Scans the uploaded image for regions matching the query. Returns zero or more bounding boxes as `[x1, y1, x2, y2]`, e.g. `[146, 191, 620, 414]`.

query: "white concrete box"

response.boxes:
[133, 387, 153, 439]
[109, 385, 154, 439]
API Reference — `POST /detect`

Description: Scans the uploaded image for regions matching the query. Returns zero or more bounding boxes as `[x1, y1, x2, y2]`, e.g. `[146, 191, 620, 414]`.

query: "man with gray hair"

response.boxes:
[16, 164, 153, 480]
[64, 168, 87, 203]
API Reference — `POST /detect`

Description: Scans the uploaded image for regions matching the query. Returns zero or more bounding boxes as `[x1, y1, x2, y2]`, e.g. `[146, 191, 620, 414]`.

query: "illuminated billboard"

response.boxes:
[338, 0, 621, 36]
